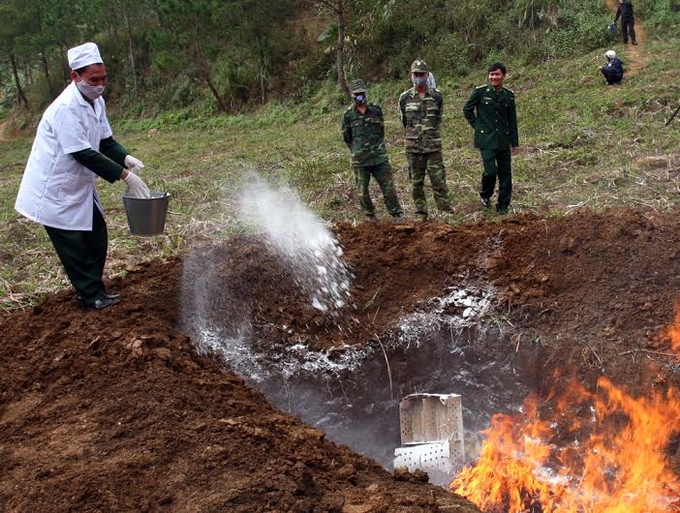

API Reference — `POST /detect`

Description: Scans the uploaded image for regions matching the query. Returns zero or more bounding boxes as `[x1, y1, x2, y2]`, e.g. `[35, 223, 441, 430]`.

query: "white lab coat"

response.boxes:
[15, 81, 114, 230]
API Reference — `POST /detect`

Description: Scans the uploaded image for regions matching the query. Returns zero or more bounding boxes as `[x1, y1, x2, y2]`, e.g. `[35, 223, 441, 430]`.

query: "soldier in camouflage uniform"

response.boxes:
[342, 79, 403, 222]
[398, 59, 454, 221]
[463, 62, 519, 215]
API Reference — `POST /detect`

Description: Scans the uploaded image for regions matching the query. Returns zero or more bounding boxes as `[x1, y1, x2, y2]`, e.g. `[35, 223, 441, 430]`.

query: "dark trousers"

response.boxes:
[600, 67, 623, 85]
[44, 203, 109, 305]
[480, 148, 512, 212]
[354, 162, 403, 217]
[621, 16, 636, 43]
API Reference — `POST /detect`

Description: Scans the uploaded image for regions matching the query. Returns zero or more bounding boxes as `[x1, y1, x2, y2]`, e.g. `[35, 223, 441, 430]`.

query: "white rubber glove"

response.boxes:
[123, 171, 151, 198]
[124, 154, 145, 173]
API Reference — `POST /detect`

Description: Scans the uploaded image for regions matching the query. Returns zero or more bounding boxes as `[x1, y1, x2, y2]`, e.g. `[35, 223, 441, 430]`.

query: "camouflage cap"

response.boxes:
[410, 59, 428, 73]
[349, 79, 367, 94]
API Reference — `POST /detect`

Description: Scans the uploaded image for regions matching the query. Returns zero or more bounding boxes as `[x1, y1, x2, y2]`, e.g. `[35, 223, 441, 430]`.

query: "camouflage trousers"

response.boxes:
[406, 151, 453, 218]
[353, 162, 403, 218]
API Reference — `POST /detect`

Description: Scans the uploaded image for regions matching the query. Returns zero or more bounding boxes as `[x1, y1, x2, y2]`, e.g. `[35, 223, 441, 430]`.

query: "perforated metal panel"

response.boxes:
[394, 440, 454, 473]
[394, 393, 465, 483]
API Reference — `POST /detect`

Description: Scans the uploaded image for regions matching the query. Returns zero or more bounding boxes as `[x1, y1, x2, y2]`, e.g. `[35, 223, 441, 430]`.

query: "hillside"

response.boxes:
[2, 11, 680, 513]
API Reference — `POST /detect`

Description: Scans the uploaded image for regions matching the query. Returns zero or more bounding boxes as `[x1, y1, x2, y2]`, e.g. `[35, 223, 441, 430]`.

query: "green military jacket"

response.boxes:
[341, 102, 389, 167]
[463, 84, 519, 150]
[398, 87, 443, 154]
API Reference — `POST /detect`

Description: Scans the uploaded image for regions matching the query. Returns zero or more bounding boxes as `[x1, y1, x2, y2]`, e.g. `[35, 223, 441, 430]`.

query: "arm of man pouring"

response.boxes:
[71, 136, 150, 197]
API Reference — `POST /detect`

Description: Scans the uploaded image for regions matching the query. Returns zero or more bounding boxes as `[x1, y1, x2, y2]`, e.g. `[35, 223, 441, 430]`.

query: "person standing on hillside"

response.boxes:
[14, 42, 151, 311]
[341, 79, 403, 222]
[614, 0, 637, 45]
[463, 62, 519, 215]
[398, 59, 454, 221]
[600, 50, 624, 85]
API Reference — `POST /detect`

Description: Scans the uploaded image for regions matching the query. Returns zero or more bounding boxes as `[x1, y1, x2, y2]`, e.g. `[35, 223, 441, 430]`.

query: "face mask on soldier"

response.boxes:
[353, 93, 366, 104]
[412, 76, 428, 88]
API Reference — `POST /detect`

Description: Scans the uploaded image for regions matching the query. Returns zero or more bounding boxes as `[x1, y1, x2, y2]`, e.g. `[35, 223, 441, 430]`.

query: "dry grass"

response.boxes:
[1, 35, 679, 309]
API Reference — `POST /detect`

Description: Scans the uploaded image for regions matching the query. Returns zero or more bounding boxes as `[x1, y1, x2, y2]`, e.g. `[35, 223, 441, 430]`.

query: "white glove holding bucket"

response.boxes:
[123, 170, 151, 198]
[124, 154, 145, 173]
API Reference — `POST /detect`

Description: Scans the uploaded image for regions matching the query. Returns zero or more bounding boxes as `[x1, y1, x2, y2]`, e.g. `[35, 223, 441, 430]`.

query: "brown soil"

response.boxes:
[3, 208, 680, 513]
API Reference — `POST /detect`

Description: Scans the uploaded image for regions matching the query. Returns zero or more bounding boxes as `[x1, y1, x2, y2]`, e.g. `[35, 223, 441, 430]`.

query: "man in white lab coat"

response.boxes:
[15, 42, 150, 310]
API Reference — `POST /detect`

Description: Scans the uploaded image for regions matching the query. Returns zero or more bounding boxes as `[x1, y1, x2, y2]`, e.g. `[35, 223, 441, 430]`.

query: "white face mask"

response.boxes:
[76, 77, 106, 100]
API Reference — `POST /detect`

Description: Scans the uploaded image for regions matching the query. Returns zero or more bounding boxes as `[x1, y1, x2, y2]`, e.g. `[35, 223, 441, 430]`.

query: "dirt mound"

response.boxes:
[3, 208, 680, 512]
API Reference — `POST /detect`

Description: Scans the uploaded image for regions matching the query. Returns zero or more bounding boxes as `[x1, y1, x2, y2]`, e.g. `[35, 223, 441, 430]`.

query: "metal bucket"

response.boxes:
[122, 192, 170, 236]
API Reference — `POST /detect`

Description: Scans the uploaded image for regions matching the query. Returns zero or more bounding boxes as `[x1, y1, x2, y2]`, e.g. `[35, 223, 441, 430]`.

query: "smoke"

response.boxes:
[179, 173, 529, 478]
[237, 173, 352, 314]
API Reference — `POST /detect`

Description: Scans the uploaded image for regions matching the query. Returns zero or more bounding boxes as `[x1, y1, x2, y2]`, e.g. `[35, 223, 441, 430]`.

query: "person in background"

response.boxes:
[427, 71, 437, 90]
[14, 42, 151, 311]
[463, 62, 519, 215]
[341, 79, 403, 222]
[398, 59, 454, 221]
[600, 50, 624, 85]
[614, 0, 637, 45]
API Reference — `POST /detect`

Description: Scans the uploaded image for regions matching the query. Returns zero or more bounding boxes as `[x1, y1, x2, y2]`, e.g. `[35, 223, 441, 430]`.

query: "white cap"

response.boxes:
[67, 42, 103, 70]
[605, 50, 616, 59]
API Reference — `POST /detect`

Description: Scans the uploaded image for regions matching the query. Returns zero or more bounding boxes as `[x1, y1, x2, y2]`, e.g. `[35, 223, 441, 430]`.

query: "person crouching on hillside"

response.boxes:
[600, 50, 624, 85]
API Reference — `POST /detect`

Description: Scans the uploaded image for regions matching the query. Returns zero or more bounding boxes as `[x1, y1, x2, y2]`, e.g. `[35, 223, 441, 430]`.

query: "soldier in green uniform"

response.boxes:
[463, 62, 519, 215]
[398, 59, 454, 221]
[341, 79, 403, 222]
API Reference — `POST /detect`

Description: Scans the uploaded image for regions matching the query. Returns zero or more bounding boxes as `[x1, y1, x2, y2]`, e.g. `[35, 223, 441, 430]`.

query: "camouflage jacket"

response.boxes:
[398, 87, 443, 154]
[463, 84, 518, 150]
[341, 102, 389, 167]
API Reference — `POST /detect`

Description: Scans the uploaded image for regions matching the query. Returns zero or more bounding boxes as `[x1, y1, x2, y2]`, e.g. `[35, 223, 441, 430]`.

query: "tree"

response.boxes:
[0, 0, 46, 107]
[152, 0, 233, 111]
[310, 0, 362, 97]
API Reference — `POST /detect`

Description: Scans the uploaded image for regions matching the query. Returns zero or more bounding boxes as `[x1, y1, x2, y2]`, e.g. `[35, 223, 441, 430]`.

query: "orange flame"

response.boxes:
[451, 377, 680, 512]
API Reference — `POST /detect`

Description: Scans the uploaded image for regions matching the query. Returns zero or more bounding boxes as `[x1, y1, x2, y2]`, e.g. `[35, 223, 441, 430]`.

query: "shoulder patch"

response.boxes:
[475, 84, 487, 89]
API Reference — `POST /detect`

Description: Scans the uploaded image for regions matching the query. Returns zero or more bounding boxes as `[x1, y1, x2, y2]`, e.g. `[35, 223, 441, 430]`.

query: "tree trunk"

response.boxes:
[335, 0, 349, 97]
[204, 75, 228, 112]
[24, 59, 33, 84]
[10, 54, 29, 107]
[63, 46, 71, 84]
[41, 50, 57, 99]
[123, 7, 139, 97]
[260, 69, 265, 104]
[195, 40, 228, 111]
[258, 38, 268, 104]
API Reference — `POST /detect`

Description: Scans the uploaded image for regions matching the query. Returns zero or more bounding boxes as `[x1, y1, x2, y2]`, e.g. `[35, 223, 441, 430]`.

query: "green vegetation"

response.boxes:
[1, 2, 679, 310]
[2, 0, 678, 117]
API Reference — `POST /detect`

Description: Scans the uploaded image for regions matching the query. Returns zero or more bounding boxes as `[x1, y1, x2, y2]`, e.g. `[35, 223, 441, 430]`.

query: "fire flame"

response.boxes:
[451, 377, 680, 512]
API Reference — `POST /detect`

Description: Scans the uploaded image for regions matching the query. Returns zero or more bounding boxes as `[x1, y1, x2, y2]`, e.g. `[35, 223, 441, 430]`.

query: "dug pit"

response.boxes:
[4, 207, 680, 512]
